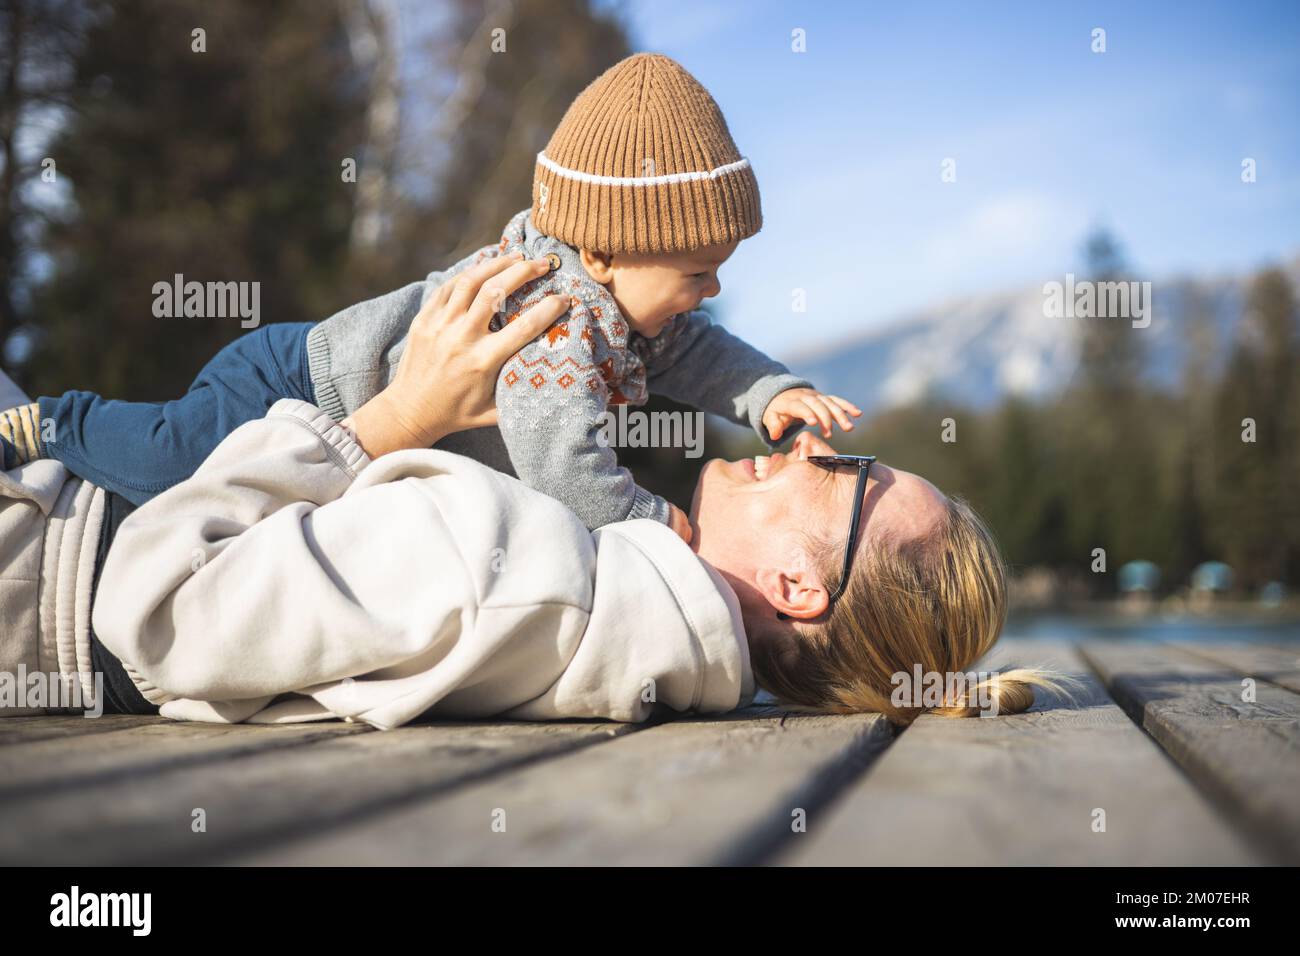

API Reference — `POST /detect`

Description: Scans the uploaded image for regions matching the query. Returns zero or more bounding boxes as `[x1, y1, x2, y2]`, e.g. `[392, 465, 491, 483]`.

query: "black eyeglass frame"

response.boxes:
[776, 454, 877, 622]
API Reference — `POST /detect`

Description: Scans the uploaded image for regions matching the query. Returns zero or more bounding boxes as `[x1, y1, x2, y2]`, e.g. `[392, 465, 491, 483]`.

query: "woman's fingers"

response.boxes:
[489, 294, 571, 363]
[407, 272, 457, 337]
[442, 254, 524, 320]
[466, 257, 552, 327]
[430, 273, 456, 311]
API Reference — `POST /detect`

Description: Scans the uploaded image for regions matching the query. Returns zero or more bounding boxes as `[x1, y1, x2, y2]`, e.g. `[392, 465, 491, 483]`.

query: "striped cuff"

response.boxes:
[746, 375, 815, 447]
[627, 485, 671, 525]
[0, 402, 45, 466]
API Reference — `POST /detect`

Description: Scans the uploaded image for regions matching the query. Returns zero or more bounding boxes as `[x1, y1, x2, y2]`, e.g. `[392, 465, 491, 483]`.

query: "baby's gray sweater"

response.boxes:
[304, 208, 811, 530]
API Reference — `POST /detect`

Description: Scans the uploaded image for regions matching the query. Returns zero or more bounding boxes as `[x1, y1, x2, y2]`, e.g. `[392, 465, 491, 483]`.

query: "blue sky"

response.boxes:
[600, 0, 1300, 360]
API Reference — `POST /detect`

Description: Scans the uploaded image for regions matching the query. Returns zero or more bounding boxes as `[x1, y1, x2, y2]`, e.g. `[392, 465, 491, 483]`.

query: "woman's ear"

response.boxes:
[754, 565, 830, 621]
[579, 248, 615, 285]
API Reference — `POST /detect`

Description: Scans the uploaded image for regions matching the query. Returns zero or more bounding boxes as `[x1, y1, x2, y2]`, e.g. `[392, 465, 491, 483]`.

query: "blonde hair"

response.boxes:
[751, 495, 1083, 726]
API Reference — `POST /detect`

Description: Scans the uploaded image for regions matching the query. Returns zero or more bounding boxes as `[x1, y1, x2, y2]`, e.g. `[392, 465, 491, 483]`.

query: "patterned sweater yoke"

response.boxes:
[304, 209, 812, 530]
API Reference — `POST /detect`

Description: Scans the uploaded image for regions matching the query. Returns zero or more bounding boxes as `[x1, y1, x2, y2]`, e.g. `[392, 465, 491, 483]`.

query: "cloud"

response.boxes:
[922, 192, 1078, 269]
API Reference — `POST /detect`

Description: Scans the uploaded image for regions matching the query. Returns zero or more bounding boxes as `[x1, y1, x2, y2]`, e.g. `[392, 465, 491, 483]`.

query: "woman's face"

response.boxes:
[688, 431, 948, 619]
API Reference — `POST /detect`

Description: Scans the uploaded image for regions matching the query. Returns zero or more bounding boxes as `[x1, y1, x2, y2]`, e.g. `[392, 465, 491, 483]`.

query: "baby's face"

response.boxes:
[581, 240, 739, 338]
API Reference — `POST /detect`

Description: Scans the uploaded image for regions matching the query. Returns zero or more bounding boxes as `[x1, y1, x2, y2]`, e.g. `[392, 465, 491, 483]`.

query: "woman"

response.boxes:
[1, 257, 1072, 728]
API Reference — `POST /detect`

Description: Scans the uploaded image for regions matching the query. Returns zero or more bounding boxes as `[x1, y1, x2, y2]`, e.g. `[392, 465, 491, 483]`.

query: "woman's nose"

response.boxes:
[792, 431, 837, 457]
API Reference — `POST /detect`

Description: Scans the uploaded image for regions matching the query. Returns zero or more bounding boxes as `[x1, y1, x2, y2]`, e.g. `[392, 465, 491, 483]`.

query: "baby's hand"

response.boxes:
[762, 388, 862, 441]
[667, 503, 693, 544]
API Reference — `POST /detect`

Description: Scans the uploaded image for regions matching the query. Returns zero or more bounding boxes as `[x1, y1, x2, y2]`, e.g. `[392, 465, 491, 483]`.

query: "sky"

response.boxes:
[596, 0, 1300, 360]
[10, 0, 1296, 368]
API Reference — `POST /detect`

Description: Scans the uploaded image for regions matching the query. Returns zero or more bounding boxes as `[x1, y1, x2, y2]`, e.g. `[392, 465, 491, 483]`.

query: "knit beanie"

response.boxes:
[531, 53, 761, 255]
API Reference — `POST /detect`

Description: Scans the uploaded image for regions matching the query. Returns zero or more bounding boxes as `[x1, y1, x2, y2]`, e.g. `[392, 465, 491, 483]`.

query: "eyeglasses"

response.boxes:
[776, 455, 877, 622]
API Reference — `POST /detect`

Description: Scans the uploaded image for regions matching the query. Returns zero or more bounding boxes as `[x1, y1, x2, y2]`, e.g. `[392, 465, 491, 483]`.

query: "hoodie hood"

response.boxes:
[500, 517, 755, 722]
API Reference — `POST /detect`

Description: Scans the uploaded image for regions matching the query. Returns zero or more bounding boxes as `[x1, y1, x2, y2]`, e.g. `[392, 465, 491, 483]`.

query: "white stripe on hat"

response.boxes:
[536, 151, 751, 187]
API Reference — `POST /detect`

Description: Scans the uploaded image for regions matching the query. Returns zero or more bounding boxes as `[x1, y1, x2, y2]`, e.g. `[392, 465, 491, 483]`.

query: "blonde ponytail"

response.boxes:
[930, 665, 1087, 719]
[750, 496, 1083, 727]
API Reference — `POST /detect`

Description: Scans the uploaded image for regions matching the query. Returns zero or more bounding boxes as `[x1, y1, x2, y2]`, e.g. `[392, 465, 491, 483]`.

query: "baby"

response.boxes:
[1, 53, 858, 541]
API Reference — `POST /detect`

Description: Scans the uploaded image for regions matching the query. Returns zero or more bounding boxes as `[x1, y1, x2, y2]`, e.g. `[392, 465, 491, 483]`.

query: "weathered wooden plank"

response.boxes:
[0, 718, 368, 801]
[0, 720, 631, 865]
[1078, 640, 1300, 864]
[228, 710, 894, 866]
[1169, 642, 1300, 695]
[0, 714, 165, 745]
[781, 640, 1260, 865]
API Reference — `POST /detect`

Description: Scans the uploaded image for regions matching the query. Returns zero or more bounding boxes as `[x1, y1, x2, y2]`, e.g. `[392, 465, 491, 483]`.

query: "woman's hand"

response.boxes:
[345, 253, 570, 457]
[667, 503, 693, 544]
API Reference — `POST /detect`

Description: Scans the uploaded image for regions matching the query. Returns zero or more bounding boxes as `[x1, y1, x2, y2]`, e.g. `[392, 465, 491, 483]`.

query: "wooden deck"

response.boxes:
[1, 638, 1297, 866]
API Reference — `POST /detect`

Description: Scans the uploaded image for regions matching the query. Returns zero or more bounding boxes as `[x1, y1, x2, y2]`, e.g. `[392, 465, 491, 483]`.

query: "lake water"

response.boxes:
[1002, 610, 1300, 643]
[743, 611, 1300, 705]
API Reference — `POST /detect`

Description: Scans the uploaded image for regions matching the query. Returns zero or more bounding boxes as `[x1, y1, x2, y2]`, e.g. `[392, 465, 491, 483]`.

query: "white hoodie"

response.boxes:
[91, 399, 755, 729]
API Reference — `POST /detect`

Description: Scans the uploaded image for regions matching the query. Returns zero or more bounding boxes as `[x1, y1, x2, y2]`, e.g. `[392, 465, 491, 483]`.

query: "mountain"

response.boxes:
[782, 256, 1300, 416]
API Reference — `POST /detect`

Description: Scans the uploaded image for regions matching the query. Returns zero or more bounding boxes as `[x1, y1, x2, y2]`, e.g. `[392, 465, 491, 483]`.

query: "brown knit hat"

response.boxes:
[531, 53, 761, 255]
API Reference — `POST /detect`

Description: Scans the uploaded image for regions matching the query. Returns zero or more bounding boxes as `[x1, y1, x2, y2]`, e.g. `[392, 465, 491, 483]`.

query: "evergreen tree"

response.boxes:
[27, 0, 369, 400]
[1208, 268, 1300, 587]
[0, 0, 92, 379]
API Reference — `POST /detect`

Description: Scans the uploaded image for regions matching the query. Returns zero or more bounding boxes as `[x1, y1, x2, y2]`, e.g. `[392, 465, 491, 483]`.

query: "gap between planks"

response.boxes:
[1078, 639, 1300, 865]
[0, 719, 632, 865]
[779, 639, 1260, 865]
[223, 710, 894, 866]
